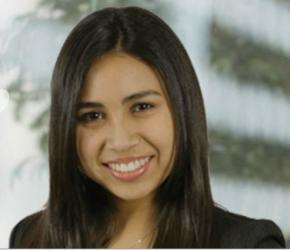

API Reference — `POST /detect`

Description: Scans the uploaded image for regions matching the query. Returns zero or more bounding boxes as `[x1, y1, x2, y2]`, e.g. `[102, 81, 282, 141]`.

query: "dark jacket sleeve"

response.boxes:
[252, 219, 286, 248]
[9, 212, 42, 248]
[211, 207, 286, 248]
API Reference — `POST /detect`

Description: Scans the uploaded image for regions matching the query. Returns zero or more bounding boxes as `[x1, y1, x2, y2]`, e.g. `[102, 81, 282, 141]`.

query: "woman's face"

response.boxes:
[76, 52, 174, 202]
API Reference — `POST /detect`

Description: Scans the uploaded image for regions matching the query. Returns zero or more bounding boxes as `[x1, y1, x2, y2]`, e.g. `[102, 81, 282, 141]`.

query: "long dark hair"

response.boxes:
[24, 6, 214, 248]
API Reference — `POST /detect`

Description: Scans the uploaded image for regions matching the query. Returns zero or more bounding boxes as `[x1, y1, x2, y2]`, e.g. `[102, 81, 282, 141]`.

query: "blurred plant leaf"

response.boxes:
[30, 108, 49, 130]
[210, 21, 290, 96]
[209, 129, 290, 185]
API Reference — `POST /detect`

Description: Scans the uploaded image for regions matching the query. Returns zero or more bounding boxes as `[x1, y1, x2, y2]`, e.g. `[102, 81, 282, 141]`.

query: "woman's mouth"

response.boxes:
[103, 156, 153, 181]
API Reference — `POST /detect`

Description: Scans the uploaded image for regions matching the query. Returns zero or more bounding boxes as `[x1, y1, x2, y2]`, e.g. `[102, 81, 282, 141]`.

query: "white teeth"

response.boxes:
[128, 162, 135, 171]
[108, 156, 150, 173]
[120, 164, 126, 172]
[133, 160, 141, 169]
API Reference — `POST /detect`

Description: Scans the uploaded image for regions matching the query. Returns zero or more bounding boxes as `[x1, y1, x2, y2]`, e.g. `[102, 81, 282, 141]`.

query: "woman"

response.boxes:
[9, 6, 285, 248]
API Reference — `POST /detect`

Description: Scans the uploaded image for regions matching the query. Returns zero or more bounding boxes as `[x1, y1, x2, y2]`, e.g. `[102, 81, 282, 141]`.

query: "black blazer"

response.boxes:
[9, 206, 286, 248]
[209, 207, 285, 248]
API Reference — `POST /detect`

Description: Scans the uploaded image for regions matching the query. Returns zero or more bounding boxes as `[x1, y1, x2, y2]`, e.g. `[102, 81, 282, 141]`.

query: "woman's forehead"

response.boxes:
[80, 52, 166, 100]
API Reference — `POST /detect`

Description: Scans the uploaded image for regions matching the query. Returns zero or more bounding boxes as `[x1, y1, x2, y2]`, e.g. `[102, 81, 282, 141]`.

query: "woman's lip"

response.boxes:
[108, 156, 153, 181]
[103, 155, 153, 165]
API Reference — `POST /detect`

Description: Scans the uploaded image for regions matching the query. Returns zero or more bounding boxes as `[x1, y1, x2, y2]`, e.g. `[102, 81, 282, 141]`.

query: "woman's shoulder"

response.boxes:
[9, 210, 44, 248]
[211, 205, 286, 248]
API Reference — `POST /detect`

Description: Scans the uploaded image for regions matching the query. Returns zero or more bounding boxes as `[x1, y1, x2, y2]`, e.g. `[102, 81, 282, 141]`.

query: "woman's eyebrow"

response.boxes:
[77, 90, 161, 110]
[122, 90, 161, 104]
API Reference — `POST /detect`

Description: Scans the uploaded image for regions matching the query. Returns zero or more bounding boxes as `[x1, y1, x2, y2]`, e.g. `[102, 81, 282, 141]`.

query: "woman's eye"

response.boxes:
[132, 103, 154, 113]
[78, 112, 105, 123]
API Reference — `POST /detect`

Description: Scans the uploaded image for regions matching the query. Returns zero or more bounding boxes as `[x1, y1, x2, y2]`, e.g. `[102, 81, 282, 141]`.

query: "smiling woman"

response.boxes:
[9, 6, 285, 248]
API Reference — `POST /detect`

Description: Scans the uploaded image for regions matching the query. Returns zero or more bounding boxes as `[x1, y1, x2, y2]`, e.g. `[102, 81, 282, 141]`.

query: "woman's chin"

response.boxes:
[110, 187, 155, 204]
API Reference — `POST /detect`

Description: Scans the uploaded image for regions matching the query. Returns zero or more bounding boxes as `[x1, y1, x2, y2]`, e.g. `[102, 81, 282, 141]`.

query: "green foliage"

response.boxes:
[209, 22, 290, 96]
[209, 20, 290, 186]
[36, 0, 171, 23]
[7, 79, 49, 121]
[209, 129, 290, 185]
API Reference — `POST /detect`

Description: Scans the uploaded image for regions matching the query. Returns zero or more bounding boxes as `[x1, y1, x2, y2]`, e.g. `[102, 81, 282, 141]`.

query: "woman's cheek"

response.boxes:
[76, 127, 99, 166]
[144, 111, 174, 153]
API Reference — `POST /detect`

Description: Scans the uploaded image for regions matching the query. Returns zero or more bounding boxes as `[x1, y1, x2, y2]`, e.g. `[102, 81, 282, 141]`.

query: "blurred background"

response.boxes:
[0, 0, 289, 247]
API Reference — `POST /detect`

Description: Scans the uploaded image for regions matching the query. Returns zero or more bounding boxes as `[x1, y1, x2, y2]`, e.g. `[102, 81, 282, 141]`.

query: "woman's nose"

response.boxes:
[106, 121, 139, 152]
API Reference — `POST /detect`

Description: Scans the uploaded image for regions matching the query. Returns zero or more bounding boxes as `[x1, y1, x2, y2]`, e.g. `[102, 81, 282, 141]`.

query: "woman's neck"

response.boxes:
[108, 197, 157, 248]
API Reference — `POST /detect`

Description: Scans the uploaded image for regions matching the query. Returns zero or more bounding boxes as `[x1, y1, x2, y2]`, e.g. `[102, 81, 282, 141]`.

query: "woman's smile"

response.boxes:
[104, 156, 154, 182]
